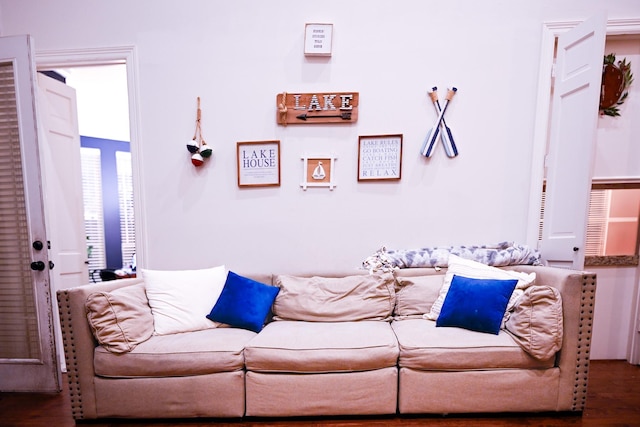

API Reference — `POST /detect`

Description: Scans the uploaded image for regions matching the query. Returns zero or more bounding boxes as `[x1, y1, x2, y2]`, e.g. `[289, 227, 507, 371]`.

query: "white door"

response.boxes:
[540, 12, 607, 270]
[0, 35, 61, 391]
[36, 72, 89, 369]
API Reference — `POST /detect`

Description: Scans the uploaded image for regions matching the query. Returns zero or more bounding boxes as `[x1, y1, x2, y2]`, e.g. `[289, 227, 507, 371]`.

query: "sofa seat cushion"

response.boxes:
[244, 320, 399, 373]
[94, 327, 256, 378]
[392, 319, 554, 370]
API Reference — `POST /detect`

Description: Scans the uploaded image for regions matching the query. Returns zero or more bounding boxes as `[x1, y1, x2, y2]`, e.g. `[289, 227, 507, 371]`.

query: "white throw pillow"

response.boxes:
[142, 265, 227, 335]
[424, 255, 535, 322]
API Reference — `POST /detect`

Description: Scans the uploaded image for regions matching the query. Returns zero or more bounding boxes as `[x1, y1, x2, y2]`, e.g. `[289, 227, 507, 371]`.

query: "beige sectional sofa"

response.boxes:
[56, 258, 596, 420]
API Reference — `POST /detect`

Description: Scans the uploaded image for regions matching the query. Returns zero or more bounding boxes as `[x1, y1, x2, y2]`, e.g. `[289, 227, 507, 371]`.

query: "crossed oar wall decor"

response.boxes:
[420, 87, 459, 158]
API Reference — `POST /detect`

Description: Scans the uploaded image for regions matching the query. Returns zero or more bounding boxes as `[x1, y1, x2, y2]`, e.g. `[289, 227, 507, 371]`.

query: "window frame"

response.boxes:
[584, 181, 640, 267]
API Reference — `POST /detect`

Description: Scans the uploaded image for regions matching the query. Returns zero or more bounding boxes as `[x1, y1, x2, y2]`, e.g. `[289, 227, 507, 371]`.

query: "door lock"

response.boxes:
[30, 261, 45, 271]
[32, 240, 44, 251]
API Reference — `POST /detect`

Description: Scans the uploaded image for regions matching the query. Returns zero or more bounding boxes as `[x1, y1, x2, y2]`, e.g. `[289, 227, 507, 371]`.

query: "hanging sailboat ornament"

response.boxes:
[186, 97, 212, 167]
[312, 161, 326, 179]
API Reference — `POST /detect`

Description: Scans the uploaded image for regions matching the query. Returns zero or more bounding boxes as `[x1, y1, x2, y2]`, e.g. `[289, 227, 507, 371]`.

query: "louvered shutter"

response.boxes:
[0, 62, 40, 358]
[585, 189, 609, 256]
[540, 187, 609, 257]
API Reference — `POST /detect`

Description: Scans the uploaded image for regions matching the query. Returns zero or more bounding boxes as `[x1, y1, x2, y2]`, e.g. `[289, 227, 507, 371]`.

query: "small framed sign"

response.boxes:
[301, 154, 337, 190]
[357, 134, 403, 181]
[304, 23, 333, 56]
[237, 140, 281, 187]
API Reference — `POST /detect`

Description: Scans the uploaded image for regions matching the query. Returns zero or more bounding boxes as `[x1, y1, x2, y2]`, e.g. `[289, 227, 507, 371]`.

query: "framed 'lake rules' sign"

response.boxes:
[237, 140, 280, 187]
[277, 92, 359, 125]
[358, 134, 403, 181]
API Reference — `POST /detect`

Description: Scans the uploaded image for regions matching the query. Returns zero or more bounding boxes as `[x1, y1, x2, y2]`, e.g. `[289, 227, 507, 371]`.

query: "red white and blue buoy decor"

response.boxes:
[186, 139, 199, 154]
[191, 152, 204, 167]
[187, 97, 212, 167]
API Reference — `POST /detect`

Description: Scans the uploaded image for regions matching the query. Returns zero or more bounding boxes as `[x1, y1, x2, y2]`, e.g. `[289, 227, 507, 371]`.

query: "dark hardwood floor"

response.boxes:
[1, 360, 639, 427]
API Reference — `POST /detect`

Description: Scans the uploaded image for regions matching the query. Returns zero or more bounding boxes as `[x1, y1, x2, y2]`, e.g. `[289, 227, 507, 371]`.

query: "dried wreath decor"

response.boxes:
[600, 53, 633, 117]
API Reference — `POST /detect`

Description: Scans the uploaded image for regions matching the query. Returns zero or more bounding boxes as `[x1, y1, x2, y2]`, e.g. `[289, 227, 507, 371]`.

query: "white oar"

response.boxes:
[420, 87, 456, 157]
[431, 87, 458, 157]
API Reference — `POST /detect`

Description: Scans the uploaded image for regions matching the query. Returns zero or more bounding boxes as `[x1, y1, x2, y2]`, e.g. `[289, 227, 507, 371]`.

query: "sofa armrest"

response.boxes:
[56, 277, 144, 420]
[504, 265, 596, 411]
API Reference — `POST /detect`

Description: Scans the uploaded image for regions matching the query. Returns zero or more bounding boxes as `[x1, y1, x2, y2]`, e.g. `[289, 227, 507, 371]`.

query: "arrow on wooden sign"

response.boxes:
[296, 112, 352, 121]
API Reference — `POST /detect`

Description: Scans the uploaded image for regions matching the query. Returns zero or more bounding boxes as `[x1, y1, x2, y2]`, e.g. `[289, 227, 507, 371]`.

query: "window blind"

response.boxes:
[80, 147, 106, 280]
[0, 62, 40, 359]
[539, 187, 611, 257]
[585, 189, 609, 256]
[116, 151, 135, 268]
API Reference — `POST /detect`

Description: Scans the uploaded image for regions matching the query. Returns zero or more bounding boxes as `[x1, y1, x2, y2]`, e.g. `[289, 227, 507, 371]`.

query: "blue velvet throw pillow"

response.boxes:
[436, 275, 518, 335]
[206, 271, 280, 333]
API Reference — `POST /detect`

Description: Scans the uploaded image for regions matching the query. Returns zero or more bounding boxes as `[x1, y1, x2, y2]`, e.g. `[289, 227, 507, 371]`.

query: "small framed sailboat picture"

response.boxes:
[237, 140, 281, 187]
[301, 154, 337, 190]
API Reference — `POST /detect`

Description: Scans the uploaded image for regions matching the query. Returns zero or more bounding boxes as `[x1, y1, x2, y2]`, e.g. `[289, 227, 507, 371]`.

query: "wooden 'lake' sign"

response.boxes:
[277, 92, 359, 125]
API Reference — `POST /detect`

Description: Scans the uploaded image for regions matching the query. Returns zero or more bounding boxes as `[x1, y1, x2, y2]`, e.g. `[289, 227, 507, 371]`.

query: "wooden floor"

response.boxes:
[1, 360, 639, 427]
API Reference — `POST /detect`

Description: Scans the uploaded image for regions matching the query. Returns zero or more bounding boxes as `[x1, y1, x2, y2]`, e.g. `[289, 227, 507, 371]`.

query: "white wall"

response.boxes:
[590, 266, 639, 359]
[1, 1, 638, 277]
[594, 36, 640, 179]
[589, 36, 640, 360]
[64, 65, 130, 142]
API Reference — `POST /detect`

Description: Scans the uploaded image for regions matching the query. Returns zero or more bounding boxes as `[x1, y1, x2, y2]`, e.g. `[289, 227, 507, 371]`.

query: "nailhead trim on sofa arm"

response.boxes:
[572, 273, 597, 411]
[57, 290, 84, 420]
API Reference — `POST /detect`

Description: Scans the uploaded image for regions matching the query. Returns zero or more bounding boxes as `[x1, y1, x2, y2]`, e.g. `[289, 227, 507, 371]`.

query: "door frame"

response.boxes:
[35, 46, 147, 272]
[526, 18, 640, 249]
[0, 35, 60, 392]
[526, 18, 640, 364]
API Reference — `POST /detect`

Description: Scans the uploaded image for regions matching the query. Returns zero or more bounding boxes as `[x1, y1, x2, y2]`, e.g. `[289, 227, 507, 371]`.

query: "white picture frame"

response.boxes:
[301, 154, 337, 190]
[304, 23, 333, 57]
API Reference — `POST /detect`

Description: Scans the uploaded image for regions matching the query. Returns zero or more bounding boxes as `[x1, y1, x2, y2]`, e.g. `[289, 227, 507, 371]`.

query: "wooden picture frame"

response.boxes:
[237, 140, 280, 187]
[357, 134, 403, 181]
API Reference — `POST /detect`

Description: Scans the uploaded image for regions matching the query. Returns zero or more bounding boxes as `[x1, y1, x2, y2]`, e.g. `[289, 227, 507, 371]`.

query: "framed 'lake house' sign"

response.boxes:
[237, 140, 281, 187]
[357, 134, 403, 181]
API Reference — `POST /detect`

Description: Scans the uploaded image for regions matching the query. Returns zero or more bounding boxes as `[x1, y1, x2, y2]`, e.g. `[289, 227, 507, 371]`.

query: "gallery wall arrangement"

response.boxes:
[185, 23, 464, 193]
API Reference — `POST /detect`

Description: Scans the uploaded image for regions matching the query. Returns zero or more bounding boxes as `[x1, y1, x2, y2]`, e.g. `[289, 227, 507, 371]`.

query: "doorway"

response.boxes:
[528, 19, 640, 364]
[59, 64, 136, 280]
[36, 47, 144, 371]
[35, 45, 145, 270]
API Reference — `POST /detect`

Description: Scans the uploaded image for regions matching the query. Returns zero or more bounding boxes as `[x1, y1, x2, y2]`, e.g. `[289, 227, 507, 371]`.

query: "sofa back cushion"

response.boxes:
[273, 273, 396, 322]
[85, 283, 154, 353]
[393, 275, 443, 320]
[505, 285, 563, 360]
[142, 265, 228, 335]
